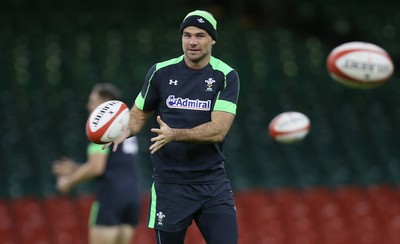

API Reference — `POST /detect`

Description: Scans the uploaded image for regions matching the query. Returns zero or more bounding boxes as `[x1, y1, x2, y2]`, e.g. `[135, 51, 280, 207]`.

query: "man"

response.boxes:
[107, 10, 240, 244]
[53, 83, 142, 244]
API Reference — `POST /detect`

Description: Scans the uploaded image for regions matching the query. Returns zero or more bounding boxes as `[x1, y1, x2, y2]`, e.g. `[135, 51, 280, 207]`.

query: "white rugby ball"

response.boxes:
[269, 111, 310, 143]
[326, 41, 394, 89]
[86, 100, 130, 144]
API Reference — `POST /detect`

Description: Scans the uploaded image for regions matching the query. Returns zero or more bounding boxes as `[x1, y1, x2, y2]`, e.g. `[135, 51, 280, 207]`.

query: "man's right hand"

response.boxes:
[102, 125, 131, 152]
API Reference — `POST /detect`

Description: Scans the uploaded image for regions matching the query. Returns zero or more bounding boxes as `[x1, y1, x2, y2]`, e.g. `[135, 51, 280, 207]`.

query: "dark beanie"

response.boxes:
[179, 10, 218, 41]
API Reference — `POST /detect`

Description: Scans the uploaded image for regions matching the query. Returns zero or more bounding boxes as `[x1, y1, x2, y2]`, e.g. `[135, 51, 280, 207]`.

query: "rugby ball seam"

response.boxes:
[268, 111, 310, 143]
[326, 42, 394, 88]
[327, 48, 392, 84]
[269, 125, 310, 137]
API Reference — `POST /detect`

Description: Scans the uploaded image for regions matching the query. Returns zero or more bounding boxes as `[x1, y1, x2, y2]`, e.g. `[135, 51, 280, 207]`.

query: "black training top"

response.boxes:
[91, 137, 141, 198]
[135, 55, 240, 184]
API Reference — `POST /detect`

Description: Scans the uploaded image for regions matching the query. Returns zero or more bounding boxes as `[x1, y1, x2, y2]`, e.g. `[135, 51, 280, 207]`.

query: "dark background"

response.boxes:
[1, 0, 400, 198]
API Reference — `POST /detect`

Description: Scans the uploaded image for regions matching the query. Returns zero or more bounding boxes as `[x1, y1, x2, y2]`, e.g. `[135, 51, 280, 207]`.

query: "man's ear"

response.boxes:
[212, 40, 216, 45]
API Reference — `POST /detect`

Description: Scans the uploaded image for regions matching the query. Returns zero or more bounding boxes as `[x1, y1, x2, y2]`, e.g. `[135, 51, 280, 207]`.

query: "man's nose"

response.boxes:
[189, 37, 197, 45]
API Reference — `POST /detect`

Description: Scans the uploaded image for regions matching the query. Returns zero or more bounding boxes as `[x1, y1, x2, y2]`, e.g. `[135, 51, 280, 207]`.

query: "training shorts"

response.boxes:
[147, 179, 236, 232]
[89, 194, 141, 227]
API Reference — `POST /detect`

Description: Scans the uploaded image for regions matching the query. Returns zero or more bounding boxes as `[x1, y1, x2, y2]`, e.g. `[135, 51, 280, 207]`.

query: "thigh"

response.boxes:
[89, 225, 120, 244]
[118, 224, 134, 244]
[195, 212, 238, 244]
[155, 228, 187, 244]
[90, 225, 134, 244]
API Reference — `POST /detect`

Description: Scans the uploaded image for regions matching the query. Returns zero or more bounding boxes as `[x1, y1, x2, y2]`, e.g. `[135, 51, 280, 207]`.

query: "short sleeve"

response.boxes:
[87, 143, 110, 155]
[135, 64, 159, 111]
[213, 70, 240, 115]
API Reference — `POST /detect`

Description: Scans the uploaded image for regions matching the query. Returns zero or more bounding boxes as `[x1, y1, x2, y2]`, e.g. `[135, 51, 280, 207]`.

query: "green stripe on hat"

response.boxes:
[184, 10, 217, 30]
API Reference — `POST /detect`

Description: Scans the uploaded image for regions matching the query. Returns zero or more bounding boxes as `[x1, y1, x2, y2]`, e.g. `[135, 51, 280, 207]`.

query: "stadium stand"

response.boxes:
[1, 0, 400, 243]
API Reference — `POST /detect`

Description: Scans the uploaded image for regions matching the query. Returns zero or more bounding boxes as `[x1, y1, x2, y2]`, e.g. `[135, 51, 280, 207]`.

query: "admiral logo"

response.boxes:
[166, 95, 211, 111]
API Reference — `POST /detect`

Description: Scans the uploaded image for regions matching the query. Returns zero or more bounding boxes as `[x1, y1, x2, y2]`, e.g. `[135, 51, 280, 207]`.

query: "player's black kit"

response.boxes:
[89, 137, 142, 227]
[135, 55, 240, 242]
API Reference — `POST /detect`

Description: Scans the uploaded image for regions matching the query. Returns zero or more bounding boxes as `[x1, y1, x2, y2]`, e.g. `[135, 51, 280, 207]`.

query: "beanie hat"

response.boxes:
[179, 10, 218, 40]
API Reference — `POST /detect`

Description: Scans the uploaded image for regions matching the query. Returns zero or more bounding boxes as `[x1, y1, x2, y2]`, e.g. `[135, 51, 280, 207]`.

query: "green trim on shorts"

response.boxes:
[147, 183, 157, 228]
[89, 201, 100, 226]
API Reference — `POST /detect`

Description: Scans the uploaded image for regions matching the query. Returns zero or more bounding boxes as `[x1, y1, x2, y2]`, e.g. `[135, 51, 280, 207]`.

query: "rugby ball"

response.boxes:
[326, 41, 394, 89]
[86, 100, 130, 144]
[269, 111, 310, 143]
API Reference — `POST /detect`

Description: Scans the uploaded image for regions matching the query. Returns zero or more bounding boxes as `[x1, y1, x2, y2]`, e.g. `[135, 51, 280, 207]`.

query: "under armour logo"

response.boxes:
[197, 18, 205, 23]
[169, 79, 178, 85]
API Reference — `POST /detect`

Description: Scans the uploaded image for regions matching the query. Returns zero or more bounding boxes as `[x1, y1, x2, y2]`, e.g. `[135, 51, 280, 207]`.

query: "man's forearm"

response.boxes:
[129, 105, 153, 136]
[172, 122, 226, 143]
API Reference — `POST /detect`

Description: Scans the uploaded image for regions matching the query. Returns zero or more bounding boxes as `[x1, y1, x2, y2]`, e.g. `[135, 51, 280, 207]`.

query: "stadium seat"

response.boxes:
[44, 196, 85, 244]
[366, 185, 400, 244]
[10, 197, 50, 244]
[0, 200, 16, 244]
[74, 193, 95, 216]
[132, 223, 155, 244]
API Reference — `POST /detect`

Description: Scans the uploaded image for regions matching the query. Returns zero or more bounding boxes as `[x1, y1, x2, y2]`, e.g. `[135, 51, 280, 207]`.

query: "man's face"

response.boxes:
[182, 26, 215, 65]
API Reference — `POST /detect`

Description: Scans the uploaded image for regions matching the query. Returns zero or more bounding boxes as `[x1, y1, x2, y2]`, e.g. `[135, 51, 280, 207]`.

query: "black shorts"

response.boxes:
[89, 194, 141, 227]
[147, 180, 236, 232]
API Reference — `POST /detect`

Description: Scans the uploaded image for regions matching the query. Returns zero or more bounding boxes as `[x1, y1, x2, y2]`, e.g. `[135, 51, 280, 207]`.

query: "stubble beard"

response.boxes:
[185, 50, 209, 64]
